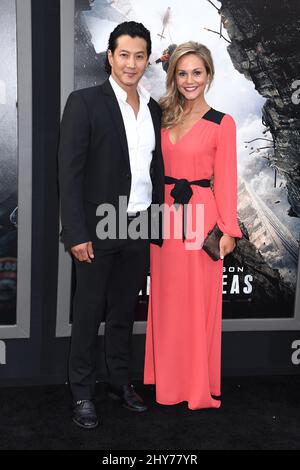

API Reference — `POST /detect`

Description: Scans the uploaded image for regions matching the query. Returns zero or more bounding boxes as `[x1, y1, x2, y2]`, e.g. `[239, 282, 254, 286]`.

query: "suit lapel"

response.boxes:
[100, 80, 160, 168]
[148, 99, 160, 151]
[100, 80, 130, 169]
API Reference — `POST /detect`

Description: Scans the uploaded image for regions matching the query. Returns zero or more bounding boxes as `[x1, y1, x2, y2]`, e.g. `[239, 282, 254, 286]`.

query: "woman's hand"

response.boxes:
[219, 234, 236, 260]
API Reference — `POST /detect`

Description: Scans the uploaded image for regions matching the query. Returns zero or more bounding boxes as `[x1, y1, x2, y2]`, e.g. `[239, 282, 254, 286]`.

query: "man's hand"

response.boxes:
[219, 234, 236, 260]
[71, 241, 94, 263]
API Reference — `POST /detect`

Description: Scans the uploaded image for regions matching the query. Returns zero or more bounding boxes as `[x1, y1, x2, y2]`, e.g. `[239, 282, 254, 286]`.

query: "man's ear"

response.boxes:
[107, 49, 113, 66]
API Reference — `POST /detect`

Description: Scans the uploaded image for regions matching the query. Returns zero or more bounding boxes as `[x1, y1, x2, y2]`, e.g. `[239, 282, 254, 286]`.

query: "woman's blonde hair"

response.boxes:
[160, 41, 214, 128]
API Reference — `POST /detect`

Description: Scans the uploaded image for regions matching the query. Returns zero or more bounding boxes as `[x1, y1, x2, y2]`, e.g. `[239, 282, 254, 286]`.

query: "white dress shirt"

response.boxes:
[109, 76, 155, 213]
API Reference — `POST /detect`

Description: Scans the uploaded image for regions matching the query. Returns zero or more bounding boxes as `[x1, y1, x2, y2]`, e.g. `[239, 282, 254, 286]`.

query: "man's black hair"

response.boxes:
[105, 21, 151, 74]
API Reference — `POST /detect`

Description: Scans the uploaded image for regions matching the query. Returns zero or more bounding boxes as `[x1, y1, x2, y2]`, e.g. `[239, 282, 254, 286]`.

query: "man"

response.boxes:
[58, 21, 164, 429]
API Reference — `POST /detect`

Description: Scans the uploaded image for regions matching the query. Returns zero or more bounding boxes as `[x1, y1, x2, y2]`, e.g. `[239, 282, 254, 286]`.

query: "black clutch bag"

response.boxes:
[202, 224, 223, 261]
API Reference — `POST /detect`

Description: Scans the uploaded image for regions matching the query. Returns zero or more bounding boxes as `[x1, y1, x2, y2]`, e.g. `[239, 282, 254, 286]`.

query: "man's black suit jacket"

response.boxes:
[58, 79, 165, 250]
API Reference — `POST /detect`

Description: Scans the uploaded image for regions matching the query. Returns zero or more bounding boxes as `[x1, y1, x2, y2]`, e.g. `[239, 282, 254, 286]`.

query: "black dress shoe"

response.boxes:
[72, 399, 99, 429]
[108, 384, 148, 412]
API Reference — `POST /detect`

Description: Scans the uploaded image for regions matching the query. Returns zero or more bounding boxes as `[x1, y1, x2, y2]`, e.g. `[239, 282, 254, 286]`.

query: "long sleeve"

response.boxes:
[58, 91, 91, 249]
[214, 114, 242, 238]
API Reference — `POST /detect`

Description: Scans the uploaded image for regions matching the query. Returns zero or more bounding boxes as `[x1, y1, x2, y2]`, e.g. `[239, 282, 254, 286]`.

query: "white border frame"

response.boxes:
[56, 0, 300, 336]
[0, 0, 32, 339]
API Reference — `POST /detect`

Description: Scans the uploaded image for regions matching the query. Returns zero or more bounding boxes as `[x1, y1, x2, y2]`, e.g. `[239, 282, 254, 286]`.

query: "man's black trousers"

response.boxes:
[69, 238, 149, 401]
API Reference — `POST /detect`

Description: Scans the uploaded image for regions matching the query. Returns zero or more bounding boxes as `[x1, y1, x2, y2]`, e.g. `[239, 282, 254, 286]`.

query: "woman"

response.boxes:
[144, 42, 242, 410]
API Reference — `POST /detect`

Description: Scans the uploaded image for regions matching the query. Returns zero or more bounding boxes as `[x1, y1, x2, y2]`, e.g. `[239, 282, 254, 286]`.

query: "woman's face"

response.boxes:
[175, 53, 210, 102]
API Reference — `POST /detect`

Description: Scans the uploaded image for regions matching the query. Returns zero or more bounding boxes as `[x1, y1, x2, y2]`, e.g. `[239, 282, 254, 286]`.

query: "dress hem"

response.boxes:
[156, 398, 221, 410]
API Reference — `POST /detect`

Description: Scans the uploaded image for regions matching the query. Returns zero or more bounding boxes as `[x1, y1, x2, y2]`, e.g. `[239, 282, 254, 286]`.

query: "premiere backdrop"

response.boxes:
[0, 0, 18, 326]
[56, 0, 300, 333]
[0, 0, 300, 385]
[0, 0, 31, 344]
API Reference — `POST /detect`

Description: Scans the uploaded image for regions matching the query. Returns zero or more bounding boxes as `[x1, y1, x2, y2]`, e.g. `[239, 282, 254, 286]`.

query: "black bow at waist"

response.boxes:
[165, 176, 211, 206]
[165, 176, 211, 241]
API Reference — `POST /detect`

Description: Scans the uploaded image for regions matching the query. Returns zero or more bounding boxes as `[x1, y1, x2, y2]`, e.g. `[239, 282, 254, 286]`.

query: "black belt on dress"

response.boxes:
[165, 176, 211, 240]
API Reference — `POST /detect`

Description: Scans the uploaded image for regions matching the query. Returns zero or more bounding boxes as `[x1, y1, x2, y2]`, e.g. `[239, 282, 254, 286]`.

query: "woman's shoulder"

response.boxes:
[204, 108, 235, 127]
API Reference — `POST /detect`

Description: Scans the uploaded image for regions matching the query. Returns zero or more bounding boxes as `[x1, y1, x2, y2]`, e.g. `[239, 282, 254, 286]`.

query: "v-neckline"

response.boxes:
[167, 108, 212, 146]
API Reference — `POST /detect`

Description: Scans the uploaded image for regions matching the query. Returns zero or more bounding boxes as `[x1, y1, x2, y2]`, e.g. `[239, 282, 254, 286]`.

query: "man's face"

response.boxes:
[108, 35, 149, 91]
